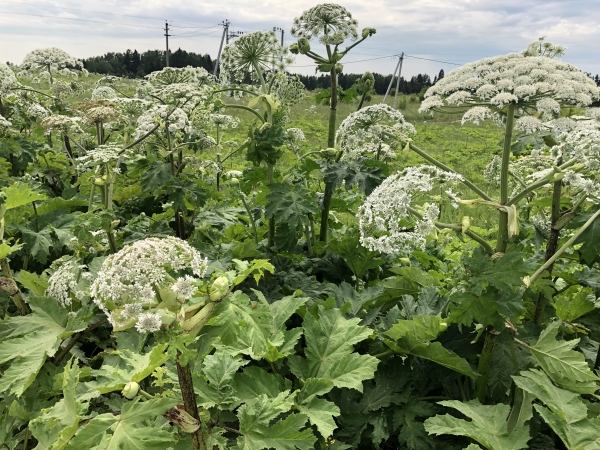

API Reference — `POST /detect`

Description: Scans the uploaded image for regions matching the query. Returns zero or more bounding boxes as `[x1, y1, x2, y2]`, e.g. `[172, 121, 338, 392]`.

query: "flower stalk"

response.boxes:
[496, 103, 516, 253]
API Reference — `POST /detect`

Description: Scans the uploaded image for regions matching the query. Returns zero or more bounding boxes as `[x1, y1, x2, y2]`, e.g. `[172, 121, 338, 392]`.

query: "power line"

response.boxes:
[0, 0, 213, 27]
[289, 53, 402, 68]
[404, 55, 462, 65]
[0, 10, 161, 29]
[0, 0, 166, 22]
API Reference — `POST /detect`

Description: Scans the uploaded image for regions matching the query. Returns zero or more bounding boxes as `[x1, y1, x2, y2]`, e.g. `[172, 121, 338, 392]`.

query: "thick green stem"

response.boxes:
[319, 68, 339, 243]
[475, 328, 498, 402]
[529, 208, 600, 285]
[0, 258, 30, 316]
[240, 193, 259, 244]
[267, 163, 275, 249]
[88, 179, 96, 212]
[496, 103, 516, 253]
[534, 179, 562, 324]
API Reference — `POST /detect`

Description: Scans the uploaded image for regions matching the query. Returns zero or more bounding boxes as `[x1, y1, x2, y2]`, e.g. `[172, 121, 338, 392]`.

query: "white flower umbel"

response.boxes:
[76, 144, 130, 171]
[336, 104, 416, 161]
[135, 312, 163, 333]
[0, 63, 19, 95]
[291, 3, 359, 43]
[171, 275, 197, 301]
[20, 48, 82, 83]
[46, 260, 88, 307]
[90, 236, 208, 329]
[91, 86, 118, 100]
[146, 66, 212, 86]
[220, 31, 291, 83]
[209, 114, 239, 130]
[358, 165, 464, 255]
[133, 105, 189, 139]
[420, 50, 599, 124]
[41, 114, 84, 134]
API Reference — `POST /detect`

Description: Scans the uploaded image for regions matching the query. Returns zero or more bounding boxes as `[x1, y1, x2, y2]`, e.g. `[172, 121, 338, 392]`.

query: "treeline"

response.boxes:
[297, 70, 445, 95]
[82, 49, 214, 78]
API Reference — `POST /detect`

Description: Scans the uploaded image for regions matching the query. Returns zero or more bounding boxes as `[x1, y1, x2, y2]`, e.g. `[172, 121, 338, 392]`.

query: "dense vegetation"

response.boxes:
[1, 5, 600, 450]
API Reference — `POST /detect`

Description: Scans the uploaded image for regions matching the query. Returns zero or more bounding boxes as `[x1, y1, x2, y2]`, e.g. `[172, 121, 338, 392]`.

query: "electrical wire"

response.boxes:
[404, 55, 463, 65]
[0, 10, 162, 29]
[0, 0, 166, 21]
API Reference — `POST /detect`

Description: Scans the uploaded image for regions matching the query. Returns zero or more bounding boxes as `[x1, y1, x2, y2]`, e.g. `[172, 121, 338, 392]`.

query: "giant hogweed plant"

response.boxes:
[290, 3, 377, 243]
[2, 11, 600, 450]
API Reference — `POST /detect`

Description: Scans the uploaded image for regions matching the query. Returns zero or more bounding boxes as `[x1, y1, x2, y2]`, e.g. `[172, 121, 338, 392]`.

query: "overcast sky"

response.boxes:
[1, 0, 599, 78]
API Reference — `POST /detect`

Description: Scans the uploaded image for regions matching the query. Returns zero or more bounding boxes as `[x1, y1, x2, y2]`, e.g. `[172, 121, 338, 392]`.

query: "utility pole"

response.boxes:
[393, 52, 404, 109]
[382, 53, 404, 105]
[213, 19, 230, 76]
[164, 21, 171, 67]
[273, 26, 284, 46]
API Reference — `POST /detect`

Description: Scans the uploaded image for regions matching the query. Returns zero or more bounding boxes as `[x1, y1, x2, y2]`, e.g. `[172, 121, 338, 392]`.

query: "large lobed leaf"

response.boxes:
[523, 321, 599, 394]
[287, 305, 379, 392]
[424, 400, 530, 450]
[0, 296, 85, 396]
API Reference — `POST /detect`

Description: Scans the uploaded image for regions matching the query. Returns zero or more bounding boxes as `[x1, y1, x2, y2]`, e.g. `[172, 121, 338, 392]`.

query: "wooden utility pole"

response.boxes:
[165, 21, 171, 67]
[382, 53, 404, 105]
[393, 52, 404, 109]
[213, 19, 230, 76]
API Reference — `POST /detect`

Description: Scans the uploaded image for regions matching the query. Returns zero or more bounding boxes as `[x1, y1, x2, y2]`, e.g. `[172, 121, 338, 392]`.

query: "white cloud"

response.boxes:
[0, 0, 599, 78]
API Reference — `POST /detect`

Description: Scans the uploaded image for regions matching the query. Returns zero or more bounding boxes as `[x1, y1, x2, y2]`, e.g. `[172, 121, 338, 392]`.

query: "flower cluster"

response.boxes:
[209, 114, 239, 130]
[90, 237, 208, 330]
[41, 114, 84, 134]
[91, 86, 118, 101]
[419, 48, 600, 127]
[220, 31, 292, 83]
[291, 4, 359, 44]
[269, 73, 306, 106]
[0, 63, 19, 95]
[146, 66, 212, 86]
[26, 103, 49, 119]
[336, 104, 416, 160]
[358, 165, 463, 254]
[134, 105, 189, 139]
[76, 144, 130, 171]
[46, 259, 89, 307]
[20, 48, 83, 78]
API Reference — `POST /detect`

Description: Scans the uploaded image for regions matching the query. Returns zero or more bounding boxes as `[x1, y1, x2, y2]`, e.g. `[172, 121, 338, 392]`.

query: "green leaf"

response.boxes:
[394, 399, 436, 450]
[327, 231, 383, 280]
[88, 343, 169, 394]
[235, 366, 292, 402]
[523, 321, 599, 394]
[287, 306, 379, 392]
[0, 242, 23, 259]
[513, 369, 600, 450]
[30, 359, 87, 449]
[449, 291, 524, 329]
[15, 270, 48, 295]
[295, 378, 339, 438]
[20, 226, 53, 264]
[66, 398, 177, 450]
[574, 207, 600, 266]
[384, 315, 477, 378]
[424, 400, 530, 450]
[235, 412, 316, 450]
[2, 182, 46, 210]
[553, 287, 597, 322]
[0, 296, 83, 396]
[197, 352, 248, 409]
[265, 183, 319, 229]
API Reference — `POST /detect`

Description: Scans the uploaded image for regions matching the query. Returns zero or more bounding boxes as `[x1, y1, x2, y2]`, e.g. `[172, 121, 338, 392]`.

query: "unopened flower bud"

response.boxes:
[297, 38, 311, 55]
[209, 276, 229, 301]
[461, 216, 471, 233]
[289, 43, 299, 55]
[335, 63, 343, 74]
[362, 27, 377, 38]
[122, 381, 140, 399]
[320, 148, 338, 157]
[156, 309, 177, 326]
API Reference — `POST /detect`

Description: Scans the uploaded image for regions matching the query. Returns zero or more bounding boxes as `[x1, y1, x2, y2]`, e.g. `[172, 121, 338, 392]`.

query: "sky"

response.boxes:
[1, 0, 599, 79]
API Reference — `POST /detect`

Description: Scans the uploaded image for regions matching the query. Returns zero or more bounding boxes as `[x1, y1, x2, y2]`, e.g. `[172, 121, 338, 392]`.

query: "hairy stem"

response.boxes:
[0, 258, 29, 316]
[475, 328, 498, 402]
[534, 179, 562, 324]
[240, 192, 259, 244]
[176, 359, 206, 450]
[529, 207, 600, 285]
[52, 318, 108, 365]
[496, 103, 516, 254]
[319, 67, 338, 243]
[267, 163, 275, 249]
